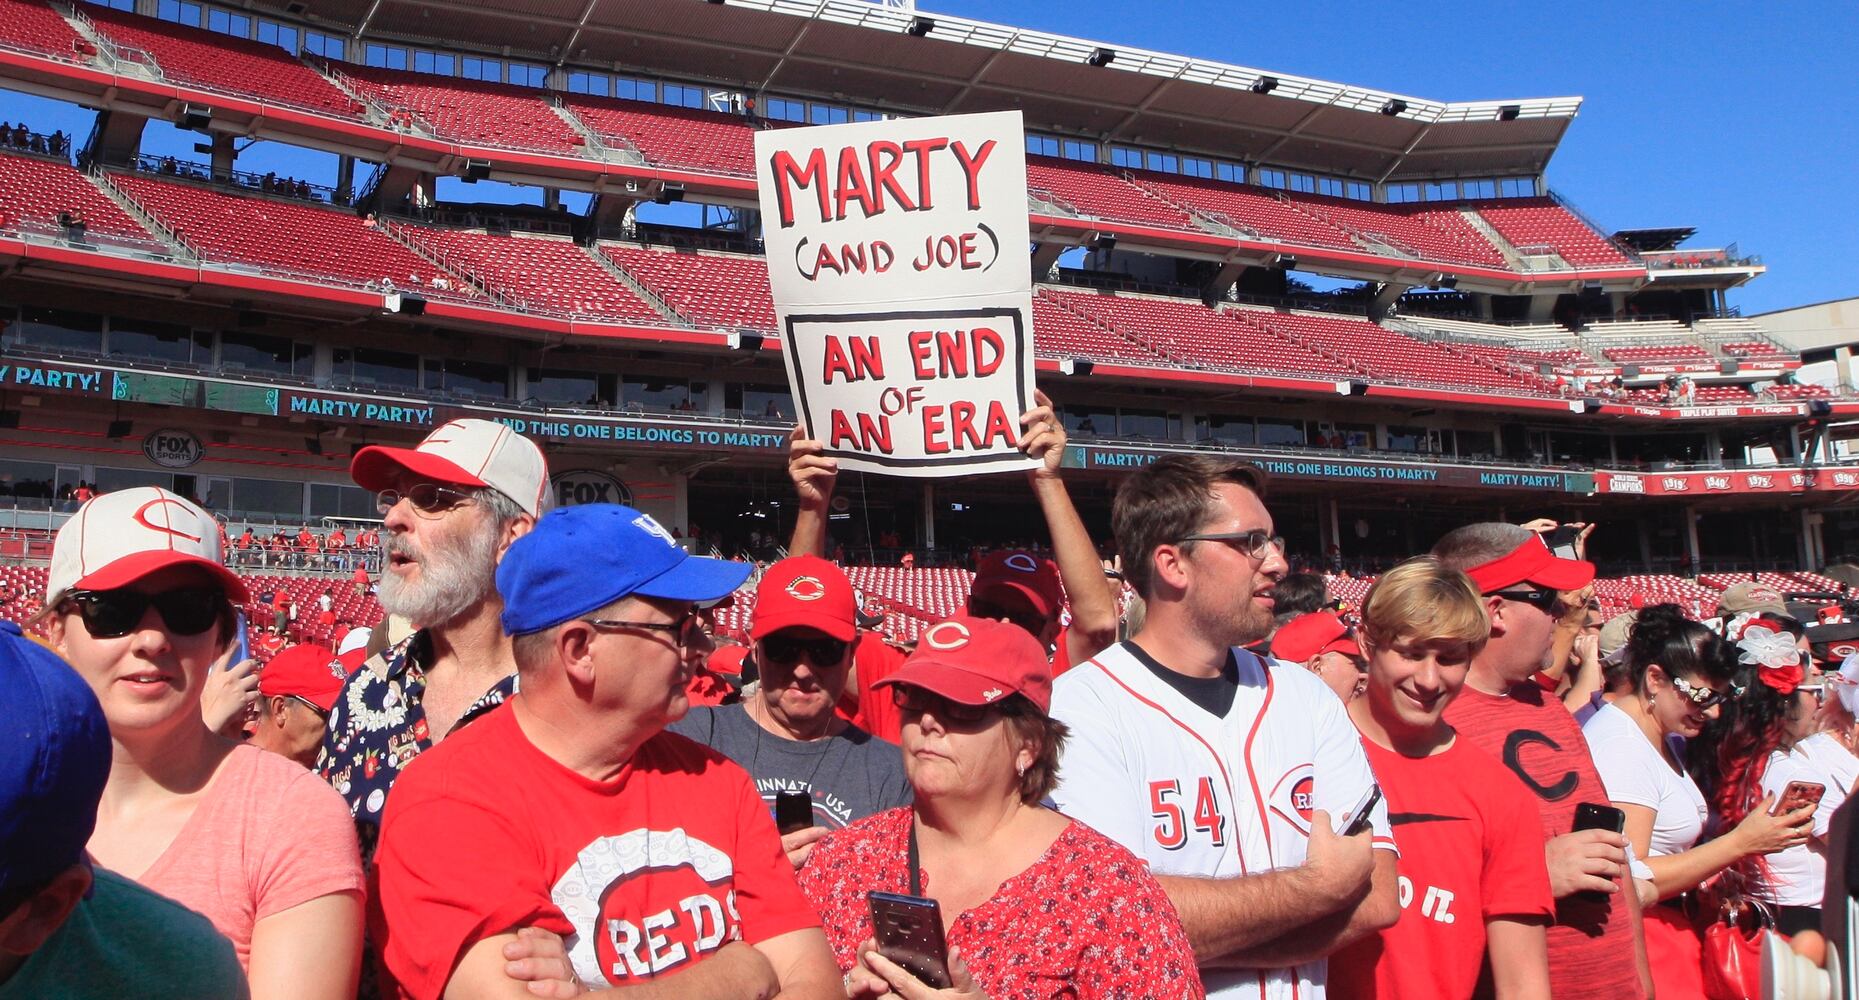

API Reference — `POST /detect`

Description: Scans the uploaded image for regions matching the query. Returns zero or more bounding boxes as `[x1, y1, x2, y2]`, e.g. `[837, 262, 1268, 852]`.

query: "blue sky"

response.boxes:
[934, 0, 1859, 315]
[8, 1, 1854, 314]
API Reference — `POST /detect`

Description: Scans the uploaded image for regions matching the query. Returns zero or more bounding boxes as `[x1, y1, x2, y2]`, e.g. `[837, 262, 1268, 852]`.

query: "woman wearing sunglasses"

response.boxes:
[39, 488, 364, 1000]
[1692, 615, 1855, 935]
[1580, 604, 1812, 998]
[795, 616, 1202, 999]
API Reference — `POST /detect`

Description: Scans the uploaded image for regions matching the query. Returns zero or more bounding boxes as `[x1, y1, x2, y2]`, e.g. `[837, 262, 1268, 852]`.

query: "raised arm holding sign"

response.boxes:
[756, 111, 1037, 478]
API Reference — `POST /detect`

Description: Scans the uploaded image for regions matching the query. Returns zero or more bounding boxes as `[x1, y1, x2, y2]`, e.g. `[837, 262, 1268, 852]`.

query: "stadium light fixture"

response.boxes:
[905, 16, 934, 36]
[1090, 233, 1117, 251]
[1276, 255, 1297, 271]
[398, 294, 427, 316]
[655, 183, 686, 205]
[1060, 357, 1095, 376]
[1439, 276, 1458, 290]
[1087, 47, 1116, 67]
[1379, 99, 1407, 117]
[729, 330, 765, 352]
[1250, 76, 1279, 95]
[1499, 104, 1521, 121]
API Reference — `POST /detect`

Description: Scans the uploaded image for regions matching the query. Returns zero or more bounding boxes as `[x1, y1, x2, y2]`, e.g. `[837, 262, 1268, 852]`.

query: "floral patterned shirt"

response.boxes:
[796, 807, 1204, 1000]
[315, 631, 515, 860]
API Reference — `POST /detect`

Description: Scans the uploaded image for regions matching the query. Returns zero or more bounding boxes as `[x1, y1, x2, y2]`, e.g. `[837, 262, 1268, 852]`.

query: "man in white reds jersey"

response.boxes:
[1049, 455, 1399, 1000]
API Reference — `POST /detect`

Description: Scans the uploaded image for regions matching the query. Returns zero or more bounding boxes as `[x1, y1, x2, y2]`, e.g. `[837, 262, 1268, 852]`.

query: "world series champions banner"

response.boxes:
[754, 111, 1038, 477]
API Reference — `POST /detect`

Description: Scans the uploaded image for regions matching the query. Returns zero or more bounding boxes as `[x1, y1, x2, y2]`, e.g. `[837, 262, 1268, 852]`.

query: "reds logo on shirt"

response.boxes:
[1268, 764, 1316, 835]
[555, 830, 742, 986]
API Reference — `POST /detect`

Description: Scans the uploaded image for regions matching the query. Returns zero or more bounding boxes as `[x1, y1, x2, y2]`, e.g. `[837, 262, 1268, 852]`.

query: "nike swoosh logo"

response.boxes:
[1389, 812, 1469, 825]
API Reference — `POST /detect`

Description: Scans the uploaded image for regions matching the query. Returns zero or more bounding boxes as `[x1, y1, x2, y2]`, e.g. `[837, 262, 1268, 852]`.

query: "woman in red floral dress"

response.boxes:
[799, 615, 1203, 1000]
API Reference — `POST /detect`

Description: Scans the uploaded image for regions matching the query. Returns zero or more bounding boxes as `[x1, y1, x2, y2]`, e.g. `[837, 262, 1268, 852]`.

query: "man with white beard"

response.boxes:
[316, 419, 549, 857]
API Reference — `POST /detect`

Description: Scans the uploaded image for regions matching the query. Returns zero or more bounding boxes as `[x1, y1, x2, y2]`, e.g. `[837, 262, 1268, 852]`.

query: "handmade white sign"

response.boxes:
[755, 111, 1036, 476]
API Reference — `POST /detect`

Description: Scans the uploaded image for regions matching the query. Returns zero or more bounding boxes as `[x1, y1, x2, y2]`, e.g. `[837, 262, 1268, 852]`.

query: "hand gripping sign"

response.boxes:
[755, 111, 1038, 478]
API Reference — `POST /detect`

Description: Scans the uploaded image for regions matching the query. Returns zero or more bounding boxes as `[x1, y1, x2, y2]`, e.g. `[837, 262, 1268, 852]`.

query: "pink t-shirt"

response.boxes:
[139, 744, 364, 970]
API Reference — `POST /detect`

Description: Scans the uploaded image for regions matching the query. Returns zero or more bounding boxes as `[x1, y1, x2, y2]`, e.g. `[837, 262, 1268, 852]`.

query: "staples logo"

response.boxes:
[1662, 477, 1691, 492]
[1610, 474, 1645, 494]
[1705, 475, 1732, 491]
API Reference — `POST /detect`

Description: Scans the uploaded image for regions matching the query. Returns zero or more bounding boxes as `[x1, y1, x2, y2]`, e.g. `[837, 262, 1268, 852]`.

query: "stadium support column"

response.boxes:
[921, 481, 936, 552]
[1368, 282, 1411, 323]
[1802, 510, 1825, 571]
[336, 156, 355, 205]
[1684, 504, 1702, 570]
[209, 134, 235, 183]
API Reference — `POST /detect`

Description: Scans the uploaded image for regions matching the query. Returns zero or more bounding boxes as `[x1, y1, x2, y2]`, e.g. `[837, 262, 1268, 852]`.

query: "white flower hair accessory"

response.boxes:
[1736, 624, 1801, 670]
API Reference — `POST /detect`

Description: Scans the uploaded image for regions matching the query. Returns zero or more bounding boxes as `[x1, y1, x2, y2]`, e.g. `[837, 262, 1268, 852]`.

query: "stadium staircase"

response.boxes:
[378, 220, 511, 307]
[544, 99, 634, 165]
[390, 224, 659, 320]
[52, 1, 161, 81]
[307, 57, 427, 135]
[580, 243, 686, 325]
[85, 164, 196, 257]
[1458, 210, 1528, 269]
[597, 244, 771, 331]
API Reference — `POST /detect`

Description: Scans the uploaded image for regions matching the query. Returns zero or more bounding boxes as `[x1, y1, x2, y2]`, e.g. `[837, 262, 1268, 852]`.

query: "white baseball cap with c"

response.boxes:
[349, 418, 549, 517]
[47, 487, 248, 608]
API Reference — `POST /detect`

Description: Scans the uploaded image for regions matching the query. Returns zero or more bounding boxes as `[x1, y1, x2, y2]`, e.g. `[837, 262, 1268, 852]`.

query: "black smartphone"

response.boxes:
[867, 891, 952, 989]
[1573, 802, 1626, 835]
[775, 790, 814, 835]
[1339, 784, 1382, 837]
[1545, 524, 1581, 560]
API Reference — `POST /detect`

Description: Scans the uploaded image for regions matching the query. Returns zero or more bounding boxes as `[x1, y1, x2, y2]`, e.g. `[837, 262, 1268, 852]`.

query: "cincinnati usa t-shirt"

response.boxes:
[1442, 683, 1645, 1000]
[371, 701, 821, 1000]
[1328, 736, 1553, 1000]
[670, 703, 911, 830]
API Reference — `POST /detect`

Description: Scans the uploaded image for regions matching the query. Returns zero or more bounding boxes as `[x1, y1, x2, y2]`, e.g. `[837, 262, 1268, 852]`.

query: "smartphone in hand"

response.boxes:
[1545, 524, 1581, 560]
[867, 891, 952, 989]
[231, 610, 250, 666]
[1337, 784, 1382, 837]
[775, 790, 815, 835]
[1773, 781, 1826, 816]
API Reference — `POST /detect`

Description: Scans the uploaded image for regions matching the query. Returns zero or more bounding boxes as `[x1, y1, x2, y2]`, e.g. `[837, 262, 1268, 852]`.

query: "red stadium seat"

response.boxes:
[1473, 198, 1632, 266]
[396, 226, 660, 321]
[1025, 157, 1196, 230]
[334, 63, 583, 155]
[559, 96, 761, 176]
[598, 243, 776, 330]
[0, 0, 85, 62]
[108, 172, 465, 291]
[80, 4, 359, 118]
[0, 149, 155, 241]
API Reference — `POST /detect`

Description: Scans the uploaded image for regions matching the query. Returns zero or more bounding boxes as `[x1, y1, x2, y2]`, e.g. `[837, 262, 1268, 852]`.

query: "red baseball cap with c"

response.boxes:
[751, 555, 857, 642]
[971, 551, 1063, 622]
[874, 615, 1053, 713]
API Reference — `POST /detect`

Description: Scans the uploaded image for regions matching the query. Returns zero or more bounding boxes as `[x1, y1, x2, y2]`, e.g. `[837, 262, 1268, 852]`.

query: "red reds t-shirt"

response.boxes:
[371, 701, 820, 1000]
[1442, 683, 1645, 1000]
[1329, 736, 1553, 1000]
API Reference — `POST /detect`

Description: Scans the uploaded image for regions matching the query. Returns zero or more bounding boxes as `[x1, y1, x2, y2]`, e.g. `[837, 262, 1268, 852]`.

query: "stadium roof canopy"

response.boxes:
[282, 0, 1582, 183]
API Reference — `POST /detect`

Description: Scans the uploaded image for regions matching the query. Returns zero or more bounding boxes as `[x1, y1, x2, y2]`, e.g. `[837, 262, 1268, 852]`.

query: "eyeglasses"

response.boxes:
[1492, 588, 1567, 617]
[61, 587, 226, 639]
[288, 695, 331, 721]
[1178, 529, 1284, 561]
[1799, 684, 1827, 704]
[583, 611, 704, 649]
[891, 685, 1008, 727]
[760, 634, 849, 667]
[1669, 674, 1736, 711]
[375, 484, 478, 517]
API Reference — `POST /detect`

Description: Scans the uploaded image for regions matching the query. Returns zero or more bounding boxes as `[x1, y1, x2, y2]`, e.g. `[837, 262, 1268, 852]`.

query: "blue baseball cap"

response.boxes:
[497, 505, 752, 636]
[0, 621, 111, 898]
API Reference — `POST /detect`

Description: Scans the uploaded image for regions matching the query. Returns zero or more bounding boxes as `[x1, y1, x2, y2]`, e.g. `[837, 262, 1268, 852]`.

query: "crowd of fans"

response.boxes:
[0, 122, 70, 157]
[6, 408, 1857, 1000]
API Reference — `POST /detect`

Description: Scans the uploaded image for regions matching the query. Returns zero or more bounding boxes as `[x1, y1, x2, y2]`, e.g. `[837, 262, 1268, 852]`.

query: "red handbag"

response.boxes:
[1701, 896, 1777, 1000]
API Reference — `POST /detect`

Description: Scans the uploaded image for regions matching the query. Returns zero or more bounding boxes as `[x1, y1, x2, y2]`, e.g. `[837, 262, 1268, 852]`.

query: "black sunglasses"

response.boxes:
[62, 587, 227, 639]
[1493, 588, 1565, 616]
[584, 611, 704, 650]
[375, 483, 478, 517]
[891, 684, 1005, 726]
[760, 634, 849, 667]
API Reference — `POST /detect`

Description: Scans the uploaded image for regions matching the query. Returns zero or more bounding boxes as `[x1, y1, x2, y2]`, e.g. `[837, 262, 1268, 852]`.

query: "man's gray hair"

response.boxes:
[1431, 522, 1533, 574]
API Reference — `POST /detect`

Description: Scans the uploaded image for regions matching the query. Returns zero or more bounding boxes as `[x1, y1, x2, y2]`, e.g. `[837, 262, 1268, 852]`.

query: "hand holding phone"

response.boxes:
[775, 790, 815, 835]
[867, 891, 952, 989]
[1574, 802, 1627, 835]
[1545, 524, 1581, 560]
[231, 610, 250, 667]
[1337, 784, 1382, 837]
[1773, 781, 1827, 817]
